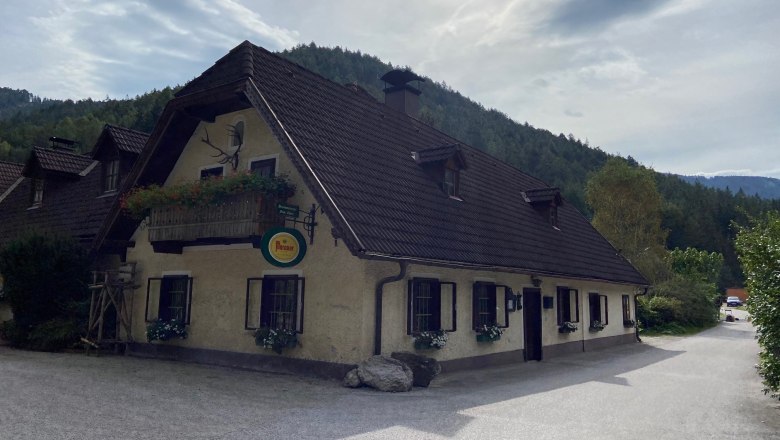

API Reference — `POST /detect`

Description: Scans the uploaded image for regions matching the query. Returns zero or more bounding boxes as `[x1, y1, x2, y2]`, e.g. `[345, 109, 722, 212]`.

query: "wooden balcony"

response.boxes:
[147, 192, 284, 252]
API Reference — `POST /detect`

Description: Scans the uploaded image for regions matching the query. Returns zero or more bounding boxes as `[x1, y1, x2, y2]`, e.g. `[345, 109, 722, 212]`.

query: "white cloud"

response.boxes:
[0, 0, 778, 178]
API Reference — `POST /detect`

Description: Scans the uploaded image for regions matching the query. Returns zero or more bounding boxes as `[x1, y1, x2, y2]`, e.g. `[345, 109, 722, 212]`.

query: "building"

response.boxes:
[0, 126, 148, 333]
[97, 41, 648, 377]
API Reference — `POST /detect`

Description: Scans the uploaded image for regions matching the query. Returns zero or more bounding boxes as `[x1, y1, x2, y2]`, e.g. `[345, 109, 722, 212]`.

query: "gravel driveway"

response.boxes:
[1, 313, 778, 439]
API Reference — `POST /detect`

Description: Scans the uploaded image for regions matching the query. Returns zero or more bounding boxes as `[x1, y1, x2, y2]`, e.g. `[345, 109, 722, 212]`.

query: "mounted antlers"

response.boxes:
[201, 124, 243, 170]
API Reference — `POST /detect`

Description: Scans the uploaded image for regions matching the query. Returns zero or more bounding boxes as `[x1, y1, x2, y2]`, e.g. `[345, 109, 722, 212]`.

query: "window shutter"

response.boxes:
[431, 280, 442, 331]
[407, 279, 414, 335]
[601, 295, 608, 325]
[296, 277, 305, 333]
[440, 281, 457, 332]
[472, 283, 479, 330]
[488, 284, 497, 325]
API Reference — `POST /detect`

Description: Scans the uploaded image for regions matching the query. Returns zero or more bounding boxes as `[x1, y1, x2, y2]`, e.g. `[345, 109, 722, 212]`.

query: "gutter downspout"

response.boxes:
[635, 287, 649, 342]
[374, 262, 408, 356]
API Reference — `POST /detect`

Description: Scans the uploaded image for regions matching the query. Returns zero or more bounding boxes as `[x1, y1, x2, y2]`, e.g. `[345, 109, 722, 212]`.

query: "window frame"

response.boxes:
[245, 275, 305, 333]
[443, 167, 459, 197]
[622, 294, 631, 323]
[248, 156, 277, 178]
[406, 278, 457, 335]
[472, 282, 510, 330]
[556, 287, 580, 325]
[102, 159, 120, 193]
[145, 275, 193, 324]
[199, 164, 225, 180]
[229, 118, 245, 151]
[31, 178, 44, 207]
[589, 292, 609, 326]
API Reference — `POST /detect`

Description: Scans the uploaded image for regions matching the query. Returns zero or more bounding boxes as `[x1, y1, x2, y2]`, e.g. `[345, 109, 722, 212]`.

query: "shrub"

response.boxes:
[121, 172, 297, 219]
[637, 295, 682, 328]
[0, 234, 90, 350]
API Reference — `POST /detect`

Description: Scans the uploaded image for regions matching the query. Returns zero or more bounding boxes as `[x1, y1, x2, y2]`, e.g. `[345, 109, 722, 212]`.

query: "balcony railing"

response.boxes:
[147, 192, 284, 243]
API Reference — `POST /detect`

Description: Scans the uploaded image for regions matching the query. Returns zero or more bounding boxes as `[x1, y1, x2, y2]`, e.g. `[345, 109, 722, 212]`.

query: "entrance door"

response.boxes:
[523, 288, 542, 361]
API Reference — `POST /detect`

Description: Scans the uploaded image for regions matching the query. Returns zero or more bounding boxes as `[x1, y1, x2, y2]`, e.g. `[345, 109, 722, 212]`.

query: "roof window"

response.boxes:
[412, 144, 467, 199]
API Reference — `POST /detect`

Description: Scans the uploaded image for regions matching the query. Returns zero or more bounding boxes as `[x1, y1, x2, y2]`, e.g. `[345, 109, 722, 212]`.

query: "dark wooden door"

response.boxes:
[523, 288, 543, 361]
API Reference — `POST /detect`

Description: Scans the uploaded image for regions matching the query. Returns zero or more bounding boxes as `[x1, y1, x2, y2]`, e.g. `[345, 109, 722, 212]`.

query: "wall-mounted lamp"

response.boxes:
[530, 275, 542, 288]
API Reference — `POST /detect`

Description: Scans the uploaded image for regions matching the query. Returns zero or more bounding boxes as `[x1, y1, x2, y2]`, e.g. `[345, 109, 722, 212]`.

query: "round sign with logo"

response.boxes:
[260, 227, 307, 267]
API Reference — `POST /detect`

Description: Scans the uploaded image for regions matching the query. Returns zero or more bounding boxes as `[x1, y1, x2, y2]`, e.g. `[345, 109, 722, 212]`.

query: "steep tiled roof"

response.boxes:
[160, 41, 648, 285]
[0, 160, 23, 196]
[105, 125, 148, 154]
[27, 147, 94, 176]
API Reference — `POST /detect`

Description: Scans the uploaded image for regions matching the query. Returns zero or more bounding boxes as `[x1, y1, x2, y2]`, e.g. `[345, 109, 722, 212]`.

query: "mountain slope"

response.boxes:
[678, 175, 780, 200]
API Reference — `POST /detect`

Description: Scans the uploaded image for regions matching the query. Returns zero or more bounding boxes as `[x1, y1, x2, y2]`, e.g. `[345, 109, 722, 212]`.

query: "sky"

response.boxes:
[1, 0, 778, 178]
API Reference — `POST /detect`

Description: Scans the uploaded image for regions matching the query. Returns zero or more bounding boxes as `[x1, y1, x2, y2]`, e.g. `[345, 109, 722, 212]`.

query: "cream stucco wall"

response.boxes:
[126, 108, 376, 364]
[125, 107, 640, 367]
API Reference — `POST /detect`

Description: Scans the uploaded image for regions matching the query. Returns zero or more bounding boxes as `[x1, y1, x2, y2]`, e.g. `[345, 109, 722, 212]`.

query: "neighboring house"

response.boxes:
[0, 160, 24, 323]
[726, 288, 748, 303]
[0, 125, 148, 258]
[98, 41, 648, 377]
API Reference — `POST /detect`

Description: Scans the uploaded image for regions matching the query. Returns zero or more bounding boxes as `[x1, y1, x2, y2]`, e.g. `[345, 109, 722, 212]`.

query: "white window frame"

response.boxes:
[198, 164, 226, 180]
[246, 154, 279, 176]
[228, 116, 246, 152]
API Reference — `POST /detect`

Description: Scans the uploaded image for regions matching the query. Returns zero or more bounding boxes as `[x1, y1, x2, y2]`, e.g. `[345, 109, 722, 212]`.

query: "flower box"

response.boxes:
[558, 322, 578, 333]
[589, 320, 606, 332]
[476, 333, 501, 342]
[413, 329, 447, 349]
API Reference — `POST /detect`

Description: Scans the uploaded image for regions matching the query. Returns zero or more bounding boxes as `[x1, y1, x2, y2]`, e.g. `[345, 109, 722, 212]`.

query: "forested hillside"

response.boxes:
[1, 43, 778, 287]
[678, 175, 780, 200]
[0, 87, 177, 161]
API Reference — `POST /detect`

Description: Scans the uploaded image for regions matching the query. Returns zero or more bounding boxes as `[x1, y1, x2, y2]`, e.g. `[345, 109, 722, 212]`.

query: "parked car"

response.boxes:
[726, 296, 742, 307]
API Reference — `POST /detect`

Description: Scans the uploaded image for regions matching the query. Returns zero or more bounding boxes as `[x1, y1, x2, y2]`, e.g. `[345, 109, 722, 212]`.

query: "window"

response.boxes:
[102, 159, 120, 192]
[31, 178, 44, 207]
[245, 275, 304, 332]
[443, 167, 459, 197]
[472, 282, 510, 329]
[589, 293, 608, 326]
[407, 278, 456, 334]
[145, 275, 193, 323]
[250, 158, 276, 178]
[556, 287, 579, 325]
[199, 165, 224, 180]
[622, 295, 631, 322]
[230, 120, 245, 150]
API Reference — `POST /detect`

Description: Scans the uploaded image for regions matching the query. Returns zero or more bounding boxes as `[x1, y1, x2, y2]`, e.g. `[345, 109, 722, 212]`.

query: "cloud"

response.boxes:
[1, 0, 299, 99]
[564, 109, 583, 118]
[547, 0, 671, 34]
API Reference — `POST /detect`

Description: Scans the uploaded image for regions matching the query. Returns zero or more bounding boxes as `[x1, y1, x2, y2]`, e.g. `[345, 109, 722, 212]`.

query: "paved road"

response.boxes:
[1, 312, 778, 439]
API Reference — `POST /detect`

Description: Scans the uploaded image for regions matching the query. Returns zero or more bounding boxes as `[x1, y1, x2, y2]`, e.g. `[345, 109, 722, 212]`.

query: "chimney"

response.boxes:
[381, 69, 425, 118]
[49, 136, 77, 152]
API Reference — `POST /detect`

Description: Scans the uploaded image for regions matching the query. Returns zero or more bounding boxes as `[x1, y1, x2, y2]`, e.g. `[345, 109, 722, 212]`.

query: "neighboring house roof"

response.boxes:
[0, 127, 148, 252]
[109, 41, 647, 286]
[0, 160, 23, 197]
[23, 147, 95, 177]
[102, 124, 149, 154]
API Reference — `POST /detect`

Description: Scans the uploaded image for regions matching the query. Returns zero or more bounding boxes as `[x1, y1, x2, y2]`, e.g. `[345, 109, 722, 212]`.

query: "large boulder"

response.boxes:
[391, 351, 442, 387]
[356, 355, 413, 392]
[343, 368, 362, 388]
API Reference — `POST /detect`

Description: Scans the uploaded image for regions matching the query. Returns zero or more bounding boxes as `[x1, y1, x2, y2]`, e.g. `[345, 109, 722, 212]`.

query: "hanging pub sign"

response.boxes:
[260, 227, 307, 267]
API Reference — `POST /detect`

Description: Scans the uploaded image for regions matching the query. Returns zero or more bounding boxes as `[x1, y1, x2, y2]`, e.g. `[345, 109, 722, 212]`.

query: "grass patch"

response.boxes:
[640, 320, 718, 336]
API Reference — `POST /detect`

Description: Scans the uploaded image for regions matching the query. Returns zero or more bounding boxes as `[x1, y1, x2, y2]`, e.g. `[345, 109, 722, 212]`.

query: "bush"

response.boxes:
[735, 212, 780, 399]
[0, 234, 91, 350]
[637, 295, 682, 328]
[654, 276, 720, 327]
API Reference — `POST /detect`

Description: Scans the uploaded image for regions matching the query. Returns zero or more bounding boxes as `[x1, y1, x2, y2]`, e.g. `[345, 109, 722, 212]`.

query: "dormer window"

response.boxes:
[522, 187, 562, 229]
[31, 178, 44, 207]
[412, 143, 467, 199]
[102, 159, 120, 193]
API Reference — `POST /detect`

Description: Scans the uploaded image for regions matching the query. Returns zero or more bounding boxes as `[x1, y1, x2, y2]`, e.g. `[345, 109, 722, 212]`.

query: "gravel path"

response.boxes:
[0, 312, 778, 439]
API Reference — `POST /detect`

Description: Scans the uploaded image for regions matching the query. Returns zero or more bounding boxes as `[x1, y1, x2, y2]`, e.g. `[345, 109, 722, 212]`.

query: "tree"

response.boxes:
[735, 212, 780, 399]
[0, 234, 91, 350]
[585, 158, 669, 282]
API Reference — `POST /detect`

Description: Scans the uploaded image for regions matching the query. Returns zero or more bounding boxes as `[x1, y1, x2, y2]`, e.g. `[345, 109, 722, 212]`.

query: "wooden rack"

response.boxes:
[83, 262, 138, 355]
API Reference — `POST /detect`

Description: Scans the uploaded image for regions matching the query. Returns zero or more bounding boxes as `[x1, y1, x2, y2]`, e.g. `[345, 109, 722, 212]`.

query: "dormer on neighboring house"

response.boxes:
[21, 144, 96, 208]
[522, 187, 563, 229]
[412, 144, 468, 199]
[90, 125, 148, 195]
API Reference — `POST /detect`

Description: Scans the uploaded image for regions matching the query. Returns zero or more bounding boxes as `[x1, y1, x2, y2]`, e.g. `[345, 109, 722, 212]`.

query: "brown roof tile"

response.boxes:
[27, 147, 95, 176]
[0, 160, 23, 196]
[105, 125, 148, 154]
